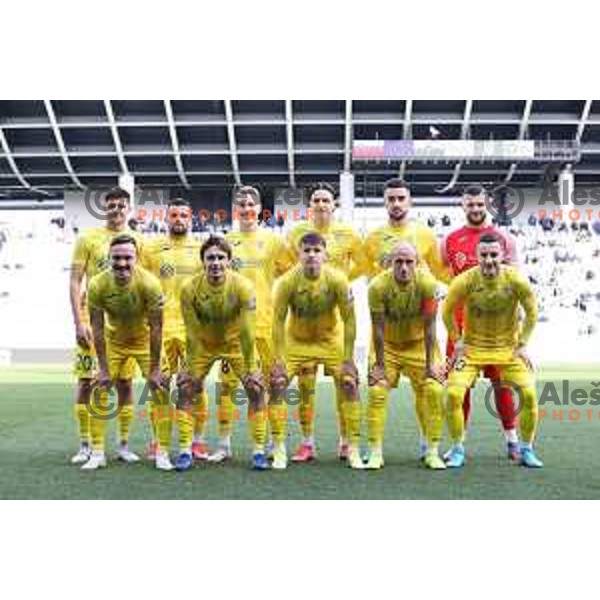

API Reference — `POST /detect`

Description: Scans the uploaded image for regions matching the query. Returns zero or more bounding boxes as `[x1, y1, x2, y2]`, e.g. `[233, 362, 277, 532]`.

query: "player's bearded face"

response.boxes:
[310, 191, 335, 219]
[111, 243, 137, 284]
[203, 246, 230, 282]
[464, 195, 487, 226]
[105, 197, 129, 228]
[167, 206, 191, 235]
[392, 253, 416, 283]
[300, 243, 326, 276]
[477, 242, 503, 278]
[384, 188, 411, 222]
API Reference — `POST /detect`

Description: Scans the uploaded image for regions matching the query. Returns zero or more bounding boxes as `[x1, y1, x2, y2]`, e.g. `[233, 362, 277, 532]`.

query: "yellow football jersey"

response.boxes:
[180, 270, 256, 350]
[273, 264, 353, 346]
[87, 266, 164, 346]
[363, 220, 450, 282]
[226, 228, 290, 337]
[286, 220, 367, 280]
[442, 265, 538, 356]
[369, 269, 438, 347]
[71, 227, 148, 321]
[145, 234, 202, 339]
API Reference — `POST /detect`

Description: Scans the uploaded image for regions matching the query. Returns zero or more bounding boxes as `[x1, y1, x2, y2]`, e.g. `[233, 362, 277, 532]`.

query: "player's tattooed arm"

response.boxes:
[424, 314, 445, 382]
[371, 312, 386, 370]
[441, 277, 465, 343]
[69, 265, 91, 349]
[337, 281, 356, 362]
[90, 307, 109, 387]
[272, 280, 290, 363]
[147, 309, 163, 389]
[369, 312, 388, 387]
[240, 295, 257, 373]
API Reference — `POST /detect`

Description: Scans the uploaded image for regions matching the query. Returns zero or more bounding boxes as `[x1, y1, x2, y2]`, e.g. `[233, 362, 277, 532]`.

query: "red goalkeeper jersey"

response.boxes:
[442, 224, 517, 333]
[442, 224, 516, 277]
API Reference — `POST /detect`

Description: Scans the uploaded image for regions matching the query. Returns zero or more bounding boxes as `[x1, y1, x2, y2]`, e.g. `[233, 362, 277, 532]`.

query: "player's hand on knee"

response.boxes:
[97, 368, 112, 390]
[449, 339, 466, 371]
[75, 323, 92, 350]
[243, 371, 265, 396]
[176, 371, 198, 397]
[368, 363, 389, 388]
[270, 361, 289, 391]
[425, 363, 447, 384]
[341, 360, 359, 399]
[148, 367, 163, 391]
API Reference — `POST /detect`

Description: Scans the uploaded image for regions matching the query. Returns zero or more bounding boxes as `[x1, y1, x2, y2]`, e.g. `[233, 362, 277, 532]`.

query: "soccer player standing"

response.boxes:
[84, 234, 169, 470]
[286, 182, 368, 460]
[363, 178, 450, 281]
[441, 184, 521, 459]
[209, 186, 291, 465]
[145, 198, 209, 469]
[271, 232, 362, 469]
[69, 187, 144, 465]
[178, 236, 269, 470]
[367, 242, 446, 470]
[443, 233, 543, 468]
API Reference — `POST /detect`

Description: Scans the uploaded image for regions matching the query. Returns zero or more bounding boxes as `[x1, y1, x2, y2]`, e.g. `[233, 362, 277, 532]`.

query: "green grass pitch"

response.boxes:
[1, 365, 600, 499]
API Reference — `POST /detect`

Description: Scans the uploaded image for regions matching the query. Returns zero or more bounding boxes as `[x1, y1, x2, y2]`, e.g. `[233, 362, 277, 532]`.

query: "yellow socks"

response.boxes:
[74, 403, 90, 445]
[298, 376, 316, 439]
[519, 385, 538, 444]
[367, 384, 389, 449]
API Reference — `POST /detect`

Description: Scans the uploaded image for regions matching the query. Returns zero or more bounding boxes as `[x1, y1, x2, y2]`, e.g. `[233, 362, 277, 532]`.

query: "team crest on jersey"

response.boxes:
[230, 257, 242, 271]
[96, 257, 110, 272]
[160, 263, 176, 278]
[454, 252, 467, 270]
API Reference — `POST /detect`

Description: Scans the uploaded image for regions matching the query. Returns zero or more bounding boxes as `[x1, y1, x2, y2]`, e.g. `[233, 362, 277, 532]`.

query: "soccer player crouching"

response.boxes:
[84, 234, 169, 470]
[442, 233, 543, 468]
[178, 236, 269, 470]
[366, 242, 446, 470]
[271, 232, 363, 469]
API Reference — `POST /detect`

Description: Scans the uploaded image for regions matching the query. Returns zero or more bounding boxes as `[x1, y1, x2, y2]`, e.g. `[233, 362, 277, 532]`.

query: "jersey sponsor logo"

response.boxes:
[160, 263, 176, 278]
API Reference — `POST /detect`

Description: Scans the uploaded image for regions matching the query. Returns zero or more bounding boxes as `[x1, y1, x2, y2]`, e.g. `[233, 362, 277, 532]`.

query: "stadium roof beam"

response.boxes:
[437, 100, 472, 193]
[43, 100, 84, 190]
[344, 100, 353, 172]
[575, 99, 592, 144]
[0, 127, 51, 196]
[399, 99, 413, 180]
[285, 99, 296, 188]
[164, 100, 190, 189]
[224, 100, 242, 186]
[104, 100, 130, 176]
[505, 99, 533, 184]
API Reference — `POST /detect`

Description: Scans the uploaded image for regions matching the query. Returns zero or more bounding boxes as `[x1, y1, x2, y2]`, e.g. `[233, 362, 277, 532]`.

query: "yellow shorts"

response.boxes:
[447, 349, 534, 390]
[163, 336, 187, 377]
[286, 337, 343, 380]
[73, 342, 98, 379]
[188, 344, 249, 381]
[372, 341, 442, 390]
[107, 340, 151, 381]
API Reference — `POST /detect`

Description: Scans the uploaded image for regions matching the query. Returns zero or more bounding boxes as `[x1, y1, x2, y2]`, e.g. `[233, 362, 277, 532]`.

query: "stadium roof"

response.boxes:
[1, 100, 599, 201]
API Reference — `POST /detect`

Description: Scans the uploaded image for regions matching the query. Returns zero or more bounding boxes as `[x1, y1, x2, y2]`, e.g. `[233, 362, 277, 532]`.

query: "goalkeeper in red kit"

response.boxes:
[441, 184, 521, 460]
